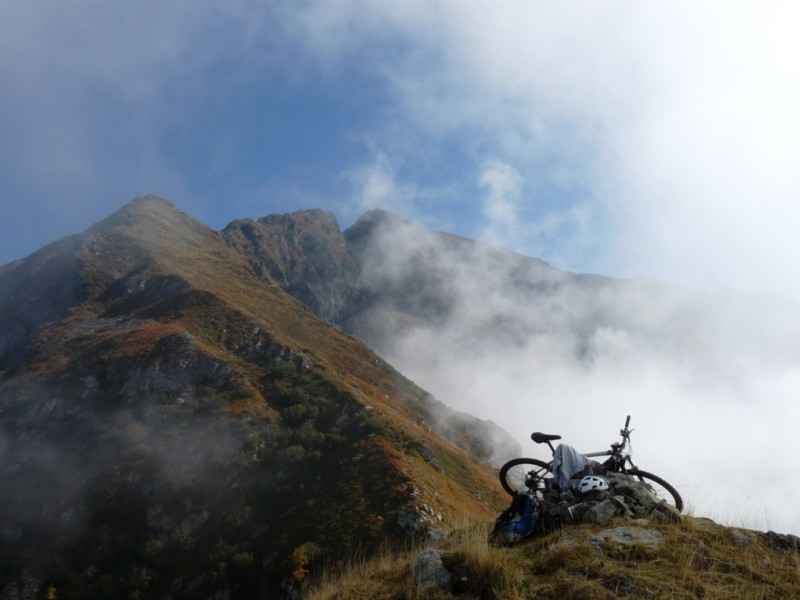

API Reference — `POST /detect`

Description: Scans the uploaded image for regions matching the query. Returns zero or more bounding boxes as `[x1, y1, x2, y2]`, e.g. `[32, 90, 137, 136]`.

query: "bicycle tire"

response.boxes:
[498, 458, 552, 497]
[628, 468, 683, 512]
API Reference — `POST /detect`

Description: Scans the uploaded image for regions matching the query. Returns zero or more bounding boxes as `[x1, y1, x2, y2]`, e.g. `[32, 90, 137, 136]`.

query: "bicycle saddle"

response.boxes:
[531, 432, 561, 444]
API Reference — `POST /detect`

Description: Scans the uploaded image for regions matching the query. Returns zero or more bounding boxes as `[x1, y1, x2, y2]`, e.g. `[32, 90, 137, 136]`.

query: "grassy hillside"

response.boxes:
[305, 515, 800, 599]
[0, 196, 505, 598]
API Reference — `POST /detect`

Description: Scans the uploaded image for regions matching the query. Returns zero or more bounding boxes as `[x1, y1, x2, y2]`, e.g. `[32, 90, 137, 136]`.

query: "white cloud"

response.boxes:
[352, 214, 800, 534]
[289, 0, 800, 298]
[388, 281, 800, 534]
[341, 152, 424, 222]
[478, 160, 523, 245]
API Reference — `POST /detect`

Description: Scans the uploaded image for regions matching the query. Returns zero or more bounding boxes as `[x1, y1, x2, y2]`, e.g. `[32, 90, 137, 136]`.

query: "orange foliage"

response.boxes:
[117, 322, 183, 357]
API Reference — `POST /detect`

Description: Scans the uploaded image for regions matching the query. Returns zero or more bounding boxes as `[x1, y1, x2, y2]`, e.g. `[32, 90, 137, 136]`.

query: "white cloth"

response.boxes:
[551, 444, 590, 490]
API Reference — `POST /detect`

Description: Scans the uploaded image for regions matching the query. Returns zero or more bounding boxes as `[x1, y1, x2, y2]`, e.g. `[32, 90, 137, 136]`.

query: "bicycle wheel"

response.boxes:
[498, 458, 552, 497]
[628, 468, 683, 512]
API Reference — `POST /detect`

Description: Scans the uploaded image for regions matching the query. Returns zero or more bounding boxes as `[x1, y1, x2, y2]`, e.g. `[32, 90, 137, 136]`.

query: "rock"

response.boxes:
[555, 472, 680, 524]
[426, 528, 447, 547]
[630, 484, 661, 511]
[583, 499, 618, 525]
[609, 494, 634, 517]
[411, 549, 451, 594]
[651, 502, 682, 523]
[732, 529, 754, 548]
[589, 526, 663, 551]
[397, 504, 443, 536]
[564, 501, 589, 522]
[397, 506, 429, 534]
[760, 530, 800, 552]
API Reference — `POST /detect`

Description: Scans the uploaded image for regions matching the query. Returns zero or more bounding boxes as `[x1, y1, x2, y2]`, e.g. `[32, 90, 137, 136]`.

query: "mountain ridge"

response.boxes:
[218, 202, 800, 541]
[5, 196, 800, 598]
[0, 196, 509, 599]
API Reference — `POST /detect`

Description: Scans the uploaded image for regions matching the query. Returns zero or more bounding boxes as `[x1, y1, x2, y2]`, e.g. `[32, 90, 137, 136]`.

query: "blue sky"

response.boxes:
[3, 1, 800, 300]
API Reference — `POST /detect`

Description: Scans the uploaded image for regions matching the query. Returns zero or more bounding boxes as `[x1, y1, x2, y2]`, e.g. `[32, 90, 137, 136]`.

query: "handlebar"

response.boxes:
[625, 415, 631, 429]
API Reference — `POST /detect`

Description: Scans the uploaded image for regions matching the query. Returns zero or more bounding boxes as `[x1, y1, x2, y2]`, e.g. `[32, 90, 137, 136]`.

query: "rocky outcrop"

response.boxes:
[411, 549, 452, 594]
[222, 210, 361, 322]
[552, 470, 683, 526]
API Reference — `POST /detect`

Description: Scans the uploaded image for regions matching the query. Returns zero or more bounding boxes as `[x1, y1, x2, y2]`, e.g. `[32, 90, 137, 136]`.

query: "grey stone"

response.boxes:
[732, 529, 754, 548]
[412, 549, 451, 593]
[564, 501, 589, 522]
[589, 526, 663, 550]
[630, 484, 661, 511]
[583, 499, 618, 525]
[426, 528, 447, 547]
[610, 494, 634, 517]
[396, 506, 427, 533]
[651, 502, 682, 522]
[760, 530, 800, 551]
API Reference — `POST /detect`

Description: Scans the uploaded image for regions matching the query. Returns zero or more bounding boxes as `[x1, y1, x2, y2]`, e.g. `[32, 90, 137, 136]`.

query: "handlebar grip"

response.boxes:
[625, 415, 631, 428]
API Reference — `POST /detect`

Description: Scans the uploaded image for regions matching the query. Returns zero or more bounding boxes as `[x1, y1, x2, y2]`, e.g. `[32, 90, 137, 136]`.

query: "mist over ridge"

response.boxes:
[232, 206, 800, 535]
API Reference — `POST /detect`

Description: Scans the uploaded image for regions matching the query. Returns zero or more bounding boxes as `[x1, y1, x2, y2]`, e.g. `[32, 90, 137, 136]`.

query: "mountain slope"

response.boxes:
[224, 207, 800, 373]
[222, 211, 522, 466]
[220, 207, 800, 536]
[0, 196, 505, 599]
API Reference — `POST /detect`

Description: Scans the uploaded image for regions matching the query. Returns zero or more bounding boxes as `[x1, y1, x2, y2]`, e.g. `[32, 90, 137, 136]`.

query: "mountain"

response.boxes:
[222, 207, 800, 432]
[5, 197, 800, 598]
[0, 197, 508, 599]
[221, 206, 800, 542]
[222, 209, 525, 465]
[223, 207, 800, 372]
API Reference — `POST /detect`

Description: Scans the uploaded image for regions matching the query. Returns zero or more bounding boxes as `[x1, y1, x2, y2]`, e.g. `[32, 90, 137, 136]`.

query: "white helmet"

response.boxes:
[578, 475, 609, 494]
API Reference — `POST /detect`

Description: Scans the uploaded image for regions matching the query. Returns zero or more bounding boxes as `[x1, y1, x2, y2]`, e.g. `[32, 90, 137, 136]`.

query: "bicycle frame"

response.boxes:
[533, 415, 638, 473]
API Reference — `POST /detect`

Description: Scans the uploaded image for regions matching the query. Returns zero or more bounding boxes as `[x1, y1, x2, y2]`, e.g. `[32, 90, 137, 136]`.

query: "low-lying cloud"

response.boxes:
[353, 215, 800, 534]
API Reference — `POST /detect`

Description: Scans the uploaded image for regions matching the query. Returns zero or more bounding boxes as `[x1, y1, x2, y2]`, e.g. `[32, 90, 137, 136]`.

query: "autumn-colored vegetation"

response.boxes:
[0, 197, 502, 598]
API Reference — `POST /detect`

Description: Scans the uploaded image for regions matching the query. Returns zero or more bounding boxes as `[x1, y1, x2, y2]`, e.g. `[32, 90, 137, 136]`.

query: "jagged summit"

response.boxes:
[223, 209, 357, 323]
[259, 207, 342, 231]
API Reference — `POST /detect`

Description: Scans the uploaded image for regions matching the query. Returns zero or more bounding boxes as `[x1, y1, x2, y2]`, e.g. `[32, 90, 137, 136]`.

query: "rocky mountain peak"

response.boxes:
[0, 197, 511, 598]
[259, 207, 342, 234]
[222, 209, 358, 323]
[86, 194, 180, 231]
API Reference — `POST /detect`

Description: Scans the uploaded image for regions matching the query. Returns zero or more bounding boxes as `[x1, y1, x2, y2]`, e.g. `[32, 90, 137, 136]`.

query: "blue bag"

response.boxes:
[490, 493, 536, 545]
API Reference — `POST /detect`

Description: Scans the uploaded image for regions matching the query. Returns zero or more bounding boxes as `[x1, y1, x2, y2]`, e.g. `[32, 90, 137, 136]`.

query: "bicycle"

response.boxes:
[498, 415, 683, 511]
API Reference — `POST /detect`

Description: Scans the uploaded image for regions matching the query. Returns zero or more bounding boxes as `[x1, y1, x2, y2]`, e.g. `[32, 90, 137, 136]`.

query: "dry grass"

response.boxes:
[304, 545, 416, 600]
[306, 522, 528, 600]
[304, 515, 800, 600]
